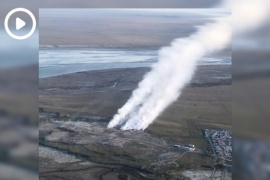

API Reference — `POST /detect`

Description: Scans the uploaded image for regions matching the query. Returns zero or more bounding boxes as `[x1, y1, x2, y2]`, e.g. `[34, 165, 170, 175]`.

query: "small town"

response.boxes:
[204, 129, 232, 157]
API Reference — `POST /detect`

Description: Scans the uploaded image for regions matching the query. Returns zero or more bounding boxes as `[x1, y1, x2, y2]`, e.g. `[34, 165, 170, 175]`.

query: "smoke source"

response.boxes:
[108, 0, 269, 131]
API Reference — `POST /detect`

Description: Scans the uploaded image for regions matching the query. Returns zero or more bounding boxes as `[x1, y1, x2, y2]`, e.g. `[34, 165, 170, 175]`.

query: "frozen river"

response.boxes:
[39, 48, 231, 78]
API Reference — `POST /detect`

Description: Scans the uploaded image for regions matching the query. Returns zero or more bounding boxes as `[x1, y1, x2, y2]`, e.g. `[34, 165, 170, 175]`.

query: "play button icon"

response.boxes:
[5, 8, 36, 40]
[16, 18, 26, 30]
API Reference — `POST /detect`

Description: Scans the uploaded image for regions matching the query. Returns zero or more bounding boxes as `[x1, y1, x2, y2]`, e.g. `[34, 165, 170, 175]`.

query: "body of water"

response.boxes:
[39, 48, 231, 78]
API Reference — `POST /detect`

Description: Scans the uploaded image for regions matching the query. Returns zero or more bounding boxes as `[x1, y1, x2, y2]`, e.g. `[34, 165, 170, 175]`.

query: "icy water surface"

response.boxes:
[39, 48, 231, 78]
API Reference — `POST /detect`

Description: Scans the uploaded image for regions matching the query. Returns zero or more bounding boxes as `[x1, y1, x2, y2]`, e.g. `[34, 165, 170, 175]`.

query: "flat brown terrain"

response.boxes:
[39, 65, 231, 179]
[39, 65, 231, 138]
[39, 9, 211, 48]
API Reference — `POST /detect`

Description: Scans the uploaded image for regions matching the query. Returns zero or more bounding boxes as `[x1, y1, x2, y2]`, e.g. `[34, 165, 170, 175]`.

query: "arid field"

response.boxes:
[39, 65, 231, 179]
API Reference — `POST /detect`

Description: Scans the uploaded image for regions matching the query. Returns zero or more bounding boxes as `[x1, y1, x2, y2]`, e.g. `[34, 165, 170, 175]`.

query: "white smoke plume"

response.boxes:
[108, 0, 269, 130]
[108, 17, 231, 130]
[220, 0, 270, 34]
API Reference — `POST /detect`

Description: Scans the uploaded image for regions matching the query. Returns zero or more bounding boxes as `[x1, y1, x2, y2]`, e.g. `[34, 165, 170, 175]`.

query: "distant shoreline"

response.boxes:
[39, 63, 231, 79]
[39, 47, 231, 79]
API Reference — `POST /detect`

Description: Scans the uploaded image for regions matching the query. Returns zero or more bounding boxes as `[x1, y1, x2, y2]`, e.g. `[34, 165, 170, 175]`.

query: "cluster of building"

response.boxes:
[204, 129, 232, 157]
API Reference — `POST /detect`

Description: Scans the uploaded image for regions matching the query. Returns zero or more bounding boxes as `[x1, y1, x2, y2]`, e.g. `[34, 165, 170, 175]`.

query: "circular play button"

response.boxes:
[16, 18, 26, 30]
[4, 8, 36, 40]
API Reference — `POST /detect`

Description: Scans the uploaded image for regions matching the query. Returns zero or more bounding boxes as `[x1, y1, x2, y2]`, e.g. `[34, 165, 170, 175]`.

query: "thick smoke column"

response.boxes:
[108, 0, 269, 130]
[220, 0, 270, 34]
[108, 17, 231, 130]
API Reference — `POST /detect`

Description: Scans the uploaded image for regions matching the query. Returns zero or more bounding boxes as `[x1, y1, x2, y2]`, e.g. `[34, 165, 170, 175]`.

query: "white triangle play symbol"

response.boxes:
[16, 17, 26, 30]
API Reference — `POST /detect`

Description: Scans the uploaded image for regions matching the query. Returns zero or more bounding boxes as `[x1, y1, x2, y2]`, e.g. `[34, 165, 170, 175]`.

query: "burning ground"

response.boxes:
[39, 65, 231, 179]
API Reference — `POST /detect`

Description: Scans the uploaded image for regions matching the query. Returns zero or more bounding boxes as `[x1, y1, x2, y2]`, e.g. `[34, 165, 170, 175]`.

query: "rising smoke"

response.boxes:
[108, 0, 269, 130]
[108, 18, 231, 130]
